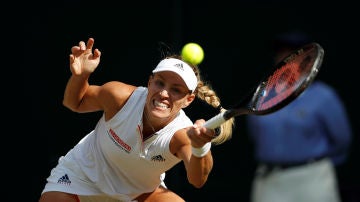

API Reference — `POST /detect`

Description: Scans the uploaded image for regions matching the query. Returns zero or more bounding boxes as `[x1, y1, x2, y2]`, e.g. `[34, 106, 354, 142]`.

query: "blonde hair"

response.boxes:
[166, 55, 235, 145]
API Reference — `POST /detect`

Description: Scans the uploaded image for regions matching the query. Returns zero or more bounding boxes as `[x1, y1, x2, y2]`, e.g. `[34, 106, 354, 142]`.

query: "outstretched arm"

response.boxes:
[173, 119, 215, 188]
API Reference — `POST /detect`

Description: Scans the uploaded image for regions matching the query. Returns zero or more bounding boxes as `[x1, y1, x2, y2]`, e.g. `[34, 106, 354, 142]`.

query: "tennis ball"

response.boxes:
[181, 42, 204, 65]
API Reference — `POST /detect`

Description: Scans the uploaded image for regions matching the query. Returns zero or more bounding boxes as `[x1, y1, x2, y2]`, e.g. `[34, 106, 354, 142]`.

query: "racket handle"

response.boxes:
[203, 111, 226, 129]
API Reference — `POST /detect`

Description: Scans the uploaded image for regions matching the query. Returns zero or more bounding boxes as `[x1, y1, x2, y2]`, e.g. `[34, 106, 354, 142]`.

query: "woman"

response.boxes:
[39, 38, 234, 202]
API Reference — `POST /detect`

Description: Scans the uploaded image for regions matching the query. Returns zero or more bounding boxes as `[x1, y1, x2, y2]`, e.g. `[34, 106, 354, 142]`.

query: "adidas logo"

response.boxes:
[174, 63, 184, 71]
[57, 174, 71, 185]
[151, 155, 165, 162]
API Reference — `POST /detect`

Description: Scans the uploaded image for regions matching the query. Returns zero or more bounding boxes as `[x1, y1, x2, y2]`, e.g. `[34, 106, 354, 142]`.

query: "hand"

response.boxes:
[187, 119, 216, 148]
[69, 38, 101, 76]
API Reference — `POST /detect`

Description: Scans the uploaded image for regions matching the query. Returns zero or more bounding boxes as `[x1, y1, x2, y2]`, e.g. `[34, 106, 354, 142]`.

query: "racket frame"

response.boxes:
[204, 42, 324, 129]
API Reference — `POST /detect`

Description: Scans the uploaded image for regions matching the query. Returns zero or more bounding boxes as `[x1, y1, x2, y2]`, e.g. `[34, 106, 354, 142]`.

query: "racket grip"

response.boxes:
[203, 111, 226, 129]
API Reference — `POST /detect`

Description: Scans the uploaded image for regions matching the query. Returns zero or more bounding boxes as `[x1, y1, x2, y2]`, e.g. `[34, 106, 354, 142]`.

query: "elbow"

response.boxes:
[62, 99, 79, 112]
[190, 180, 206, 189]
[186, 158, 213, 189]
[192, 181, 206, 189]
[188, 175, 208, 188]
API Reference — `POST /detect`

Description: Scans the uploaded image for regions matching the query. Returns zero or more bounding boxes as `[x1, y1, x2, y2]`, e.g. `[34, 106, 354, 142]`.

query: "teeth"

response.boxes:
[154, 100, 168, 109]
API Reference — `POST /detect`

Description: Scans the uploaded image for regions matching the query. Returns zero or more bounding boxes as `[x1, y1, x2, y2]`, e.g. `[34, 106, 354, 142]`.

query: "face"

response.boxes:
[146, 71, 195, 124]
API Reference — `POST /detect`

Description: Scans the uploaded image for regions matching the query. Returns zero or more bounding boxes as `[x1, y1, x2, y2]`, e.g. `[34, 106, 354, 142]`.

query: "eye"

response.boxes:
[154, 80, 165, 88]
[152, 77, 189, 98]
[169, 87, 190, 97]
[170, 87, 182, 95]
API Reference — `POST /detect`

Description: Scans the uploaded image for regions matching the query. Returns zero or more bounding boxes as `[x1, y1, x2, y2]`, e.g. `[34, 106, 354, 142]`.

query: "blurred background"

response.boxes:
[22, 0, 359, 201]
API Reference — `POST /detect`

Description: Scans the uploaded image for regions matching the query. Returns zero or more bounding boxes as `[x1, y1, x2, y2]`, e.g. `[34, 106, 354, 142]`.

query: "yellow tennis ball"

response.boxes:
[181, 42, 204, 65]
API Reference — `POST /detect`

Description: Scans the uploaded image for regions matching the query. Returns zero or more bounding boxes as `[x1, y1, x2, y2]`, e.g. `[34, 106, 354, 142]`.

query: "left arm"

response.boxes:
[171, 119, 215, 188]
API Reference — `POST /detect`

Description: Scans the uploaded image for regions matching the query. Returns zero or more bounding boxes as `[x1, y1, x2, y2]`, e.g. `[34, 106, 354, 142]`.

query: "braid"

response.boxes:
[195, 81, 235, 145]
[196, 81, 221, 108]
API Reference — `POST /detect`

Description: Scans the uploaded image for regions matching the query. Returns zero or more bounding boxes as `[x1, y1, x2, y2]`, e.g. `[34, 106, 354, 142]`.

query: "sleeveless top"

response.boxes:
[70, 87, 193, 201]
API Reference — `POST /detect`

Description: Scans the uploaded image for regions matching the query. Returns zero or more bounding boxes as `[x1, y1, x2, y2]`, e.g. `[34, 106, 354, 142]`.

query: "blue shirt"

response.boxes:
[246, 81, 352, 165]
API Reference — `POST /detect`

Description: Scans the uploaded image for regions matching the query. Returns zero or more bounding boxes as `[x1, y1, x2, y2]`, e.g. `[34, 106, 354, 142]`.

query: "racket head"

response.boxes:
[205, 42, 324, 129]
[246, 42, 324, 115]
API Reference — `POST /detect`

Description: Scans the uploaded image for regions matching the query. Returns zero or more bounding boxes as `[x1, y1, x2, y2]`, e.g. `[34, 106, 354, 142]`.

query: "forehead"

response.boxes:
[154, 71, 188, 88]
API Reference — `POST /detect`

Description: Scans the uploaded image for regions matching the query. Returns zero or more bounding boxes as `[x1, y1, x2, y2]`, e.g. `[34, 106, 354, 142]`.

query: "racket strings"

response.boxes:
[254, 46, 318, 111]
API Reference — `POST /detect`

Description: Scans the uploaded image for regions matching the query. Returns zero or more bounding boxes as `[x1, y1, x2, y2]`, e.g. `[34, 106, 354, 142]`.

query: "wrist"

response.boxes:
[191, 142, 211, 157]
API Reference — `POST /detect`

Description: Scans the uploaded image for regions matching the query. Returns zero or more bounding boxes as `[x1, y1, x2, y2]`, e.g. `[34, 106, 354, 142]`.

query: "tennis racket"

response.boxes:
[204, 42, 324, 129]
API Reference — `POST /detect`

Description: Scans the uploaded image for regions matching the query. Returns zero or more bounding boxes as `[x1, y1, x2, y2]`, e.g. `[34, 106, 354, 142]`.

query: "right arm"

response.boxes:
[63, 38, 136, 119]
[63, 37, 102, 113]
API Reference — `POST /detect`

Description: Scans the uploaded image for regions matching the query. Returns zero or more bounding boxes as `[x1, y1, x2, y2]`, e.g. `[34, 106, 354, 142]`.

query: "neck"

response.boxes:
[143, 109, 156, 138]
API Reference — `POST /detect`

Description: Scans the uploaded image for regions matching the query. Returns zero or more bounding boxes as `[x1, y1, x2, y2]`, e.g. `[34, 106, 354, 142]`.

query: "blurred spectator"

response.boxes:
[246, 30, 353, 202]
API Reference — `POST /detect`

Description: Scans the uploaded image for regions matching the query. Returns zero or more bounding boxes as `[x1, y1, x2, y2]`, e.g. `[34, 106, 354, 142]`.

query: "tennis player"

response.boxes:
[39, 38, 234, 202]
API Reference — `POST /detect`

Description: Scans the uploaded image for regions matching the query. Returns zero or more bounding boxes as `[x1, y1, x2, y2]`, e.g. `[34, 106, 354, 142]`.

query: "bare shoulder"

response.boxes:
[102, 81, 137, 97]
[100, 81, 137, 120]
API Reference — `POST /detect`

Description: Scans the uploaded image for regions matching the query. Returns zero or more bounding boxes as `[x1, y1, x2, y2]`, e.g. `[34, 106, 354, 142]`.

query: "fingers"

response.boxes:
[93, 48, 101, 59]
[86, 38, 95, 50]
[188, 120, 215, 147]
[68, 38, 100, 76]
[71, 38, 95, 54]
[69, 38, 101, 63]
[71, 46, 80, 53]
[193, 119, 215, 138]
[69, 54, 74, 64]
[79, 41, 86, 50]
[70, 38, 100, 58]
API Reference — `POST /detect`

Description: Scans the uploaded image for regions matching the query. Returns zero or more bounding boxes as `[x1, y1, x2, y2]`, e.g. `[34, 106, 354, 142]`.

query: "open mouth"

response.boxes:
[154, 100, 168, 110]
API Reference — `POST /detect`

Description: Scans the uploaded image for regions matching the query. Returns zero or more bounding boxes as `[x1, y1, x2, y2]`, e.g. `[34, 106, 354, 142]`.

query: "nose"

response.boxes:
[159, 89, 169, 97]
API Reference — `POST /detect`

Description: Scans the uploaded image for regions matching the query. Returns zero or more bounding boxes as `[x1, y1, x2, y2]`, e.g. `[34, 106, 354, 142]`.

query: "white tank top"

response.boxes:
[71, 87, 193, 200]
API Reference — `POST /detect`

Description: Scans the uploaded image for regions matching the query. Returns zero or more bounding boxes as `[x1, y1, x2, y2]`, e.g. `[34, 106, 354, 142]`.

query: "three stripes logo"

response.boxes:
[57, 174, 71, 185]
[174, 63, 184, 71]
[151, 155, 165, 162]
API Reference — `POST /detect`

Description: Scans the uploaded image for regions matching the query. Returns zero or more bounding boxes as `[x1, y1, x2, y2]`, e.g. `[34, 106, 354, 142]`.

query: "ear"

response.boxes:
[147, 75, 154, 87]
[182, 94, 196, 108]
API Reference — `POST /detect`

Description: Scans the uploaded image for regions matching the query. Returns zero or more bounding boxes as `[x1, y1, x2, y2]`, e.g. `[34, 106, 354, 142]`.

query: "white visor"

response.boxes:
[152, 58, 197, 92]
